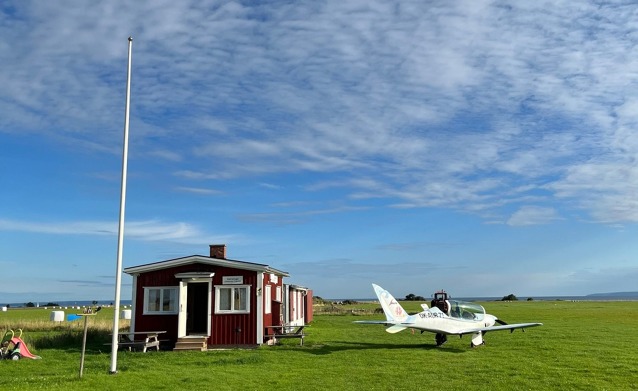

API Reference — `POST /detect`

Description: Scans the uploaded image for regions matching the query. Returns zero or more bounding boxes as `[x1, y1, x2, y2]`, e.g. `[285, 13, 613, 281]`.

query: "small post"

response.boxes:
[77, 312, 97, 378]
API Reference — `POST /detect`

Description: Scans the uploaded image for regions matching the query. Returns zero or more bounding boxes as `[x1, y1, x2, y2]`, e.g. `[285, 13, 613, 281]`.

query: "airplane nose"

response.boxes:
[485, 314, 497, 327]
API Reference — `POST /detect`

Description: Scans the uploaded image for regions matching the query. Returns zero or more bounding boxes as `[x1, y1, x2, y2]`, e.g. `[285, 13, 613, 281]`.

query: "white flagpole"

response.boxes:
[110, 36, 133, 374]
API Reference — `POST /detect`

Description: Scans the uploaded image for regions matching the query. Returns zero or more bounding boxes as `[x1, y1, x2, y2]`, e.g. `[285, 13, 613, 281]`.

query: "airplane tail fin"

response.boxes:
[372, 284, 409, 323]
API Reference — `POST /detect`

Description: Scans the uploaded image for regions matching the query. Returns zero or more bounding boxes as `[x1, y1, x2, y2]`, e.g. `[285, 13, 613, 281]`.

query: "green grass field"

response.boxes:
[0, 300, 636, 390]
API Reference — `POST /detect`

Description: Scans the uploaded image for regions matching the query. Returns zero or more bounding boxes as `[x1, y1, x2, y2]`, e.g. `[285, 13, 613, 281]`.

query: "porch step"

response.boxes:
[173, 337, 208, 352]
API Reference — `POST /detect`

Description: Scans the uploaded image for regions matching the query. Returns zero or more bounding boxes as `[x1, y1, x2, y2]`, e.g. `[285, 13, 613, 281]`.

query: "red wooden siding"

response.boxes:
[133, 263, 263, 346]
[305, 290, 313, 323]
[209, 266, 258, 345]
[133, 266, 186, 341]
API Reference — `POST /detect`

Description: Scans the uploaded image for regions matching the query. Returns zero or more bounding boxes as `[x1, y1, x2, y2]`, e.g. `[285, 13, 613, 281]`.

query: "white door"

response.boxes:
[178, 281, 188, 337]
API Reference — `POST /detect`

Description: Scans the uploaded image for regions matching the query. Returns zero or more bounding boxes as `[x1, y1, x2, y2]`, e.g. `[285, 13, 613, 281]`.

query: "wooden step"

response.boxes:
[173, 337, 208, 352]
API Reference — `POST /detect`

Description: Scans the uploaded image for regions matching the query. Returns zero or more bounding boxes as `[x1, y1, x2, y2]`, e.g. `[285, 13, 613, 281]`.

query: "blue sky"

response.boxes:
[1, 1, 637, 303]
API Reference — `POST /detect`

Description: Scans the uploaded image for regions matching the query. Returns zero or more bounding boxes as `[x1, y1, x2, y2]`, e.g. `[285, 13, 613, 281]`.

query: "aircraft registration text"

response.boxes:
[419, 312, 446, 319]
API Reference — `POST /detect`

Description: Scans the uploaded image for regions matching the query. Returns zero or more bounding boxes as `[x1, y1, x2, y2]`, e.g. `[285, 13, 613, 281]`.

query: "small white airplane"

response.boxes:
[355, 284, 542, 347]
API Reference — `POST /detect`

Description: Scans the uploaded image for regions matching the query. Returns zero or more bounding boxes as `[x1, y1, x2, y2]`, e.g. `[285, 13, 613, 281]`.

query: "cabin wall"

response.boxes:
[261, 272, 285, 342]
[132, 264, 266, 345]
[305, 290, 313, 324]
[284, 286, 312, 326]
[209, 266, 258, 345]
[133, 266, 187, 341]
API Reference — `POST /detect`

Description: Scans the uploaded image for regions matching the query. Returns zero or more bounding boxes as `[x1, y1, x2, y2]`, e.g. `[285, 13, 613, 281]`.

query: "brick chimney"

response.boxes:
[209, 244, 227, 259]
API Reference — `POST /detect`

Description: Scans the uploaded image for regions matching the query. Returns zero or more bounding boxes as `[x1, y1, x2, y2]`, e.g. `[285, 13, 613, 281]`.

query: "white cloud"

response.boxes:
[0, 218, 234, 244]
[507, 206, 561, 226]
[2, 0, 638, 223]
[174, 187, 223, 196]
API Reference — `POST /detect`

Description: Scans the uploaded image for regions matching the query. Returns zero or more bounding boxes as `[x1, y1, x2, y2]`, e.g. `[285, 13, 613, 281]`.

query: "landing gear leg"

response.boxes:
[435, 333, 447, 346]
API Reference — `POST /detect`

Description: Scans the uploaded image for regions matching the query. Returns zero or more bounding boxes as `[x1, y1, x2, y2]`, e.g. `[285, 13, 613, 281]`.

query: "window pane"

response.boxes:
[219, 288, 231, 310]
[265, 285, 271, 314]
[162, 288, 175, 311]
[148, 289, 160, 312]
[235, 287, 247, 311]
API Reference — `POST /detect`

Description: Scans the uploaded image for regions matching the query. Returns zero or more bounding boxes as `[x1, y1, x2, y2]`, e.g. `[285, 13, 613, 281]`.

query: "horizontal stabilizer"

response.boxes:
[386, 325, 407, 334]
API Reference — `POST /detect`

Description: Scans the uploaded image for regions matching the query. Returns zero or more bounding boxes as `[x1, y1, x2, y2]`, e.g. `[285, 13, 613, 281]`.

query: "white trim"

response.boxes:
[130, 274, 138, 332]
[176, 275, 213, 338]
[124, 256, 289, 277]
[178, 281, 187, 337]
[256, 272, 264, 345]
[214, 285, 251, 314]
[143, 286, 179, 315]
[264, 285, 272, 314]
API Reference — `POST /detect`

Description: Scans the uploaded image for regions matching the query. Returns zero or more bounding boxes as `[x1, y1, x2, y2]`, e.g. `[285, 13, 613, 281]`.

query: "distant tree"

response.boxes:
[25, 302, 35, 307]
[404, 293, 426, 301]
[92, 300, 98, 305]
[313, 296, 328, 304]
[501, 294, 518, 301]
[527, 297, 534, 301]
[45, 302, 59, 307]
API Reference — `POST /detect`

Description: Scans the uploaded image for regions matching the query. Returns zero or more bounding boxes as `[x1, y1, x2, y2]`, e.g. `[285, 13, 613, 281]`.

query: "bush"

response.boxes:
[501, 294, 518, 301]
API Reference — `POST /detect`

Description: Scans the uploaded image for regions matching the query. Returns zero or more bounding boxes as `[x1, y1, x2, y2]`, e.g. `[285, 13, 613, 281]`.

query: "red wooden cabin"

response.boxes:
[123, 244, 312, 348]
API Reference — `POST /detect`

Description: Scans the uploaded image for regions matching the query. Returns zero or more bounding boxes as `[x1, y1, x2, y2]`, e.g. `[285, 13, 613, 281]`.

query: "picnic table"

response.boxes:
[265, 325, 307, 346]
[111, 331, 166, 352]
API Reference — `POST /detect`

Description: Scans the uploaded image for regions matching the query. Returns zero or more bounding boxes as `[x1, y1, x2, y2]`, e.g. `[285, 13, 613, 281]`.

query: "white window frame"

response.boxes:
[215, 285, 251, 314]
[143, 286, 178, 315]
[264, 285, 272, 314]
[276, 286, 282, 302]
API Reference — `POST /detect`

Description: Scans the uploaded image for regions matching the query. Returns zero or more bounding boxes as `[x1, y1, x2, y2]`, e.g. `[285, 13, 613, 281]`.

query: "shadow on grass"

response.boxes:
[299, 340, 468, 355]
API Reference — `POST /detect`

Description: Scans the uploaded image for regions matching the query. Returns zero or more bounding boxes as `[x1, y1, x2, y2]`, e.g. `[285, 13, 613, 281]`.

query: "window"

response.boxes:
[143, 287, 178, 314]
[276, 286, 282, 302]
[215, 285, 250, 314]
[264, 285, 272, 314]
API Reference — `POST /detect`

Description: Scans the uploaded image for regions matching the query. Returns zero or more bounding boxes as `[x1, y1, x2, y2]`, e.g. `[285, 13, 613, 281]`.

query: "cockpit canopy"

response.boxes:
[447, 300, 486, 321]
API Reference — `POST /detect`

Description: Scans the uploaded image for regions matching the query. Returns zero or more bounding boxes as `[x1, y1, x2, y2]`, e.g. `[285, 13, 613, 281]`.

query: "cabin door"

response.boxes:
[177, 278, 212, 338]
[186, 282, 209, 335]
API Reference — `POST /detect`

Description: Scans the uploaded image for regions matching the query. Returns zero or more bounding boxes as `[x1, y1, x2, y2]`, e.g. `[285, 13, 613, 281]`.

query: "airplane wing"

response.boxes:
[353, 320, 411, 333]
[353, 320, 394, 326]
[457, 322, 543, 335]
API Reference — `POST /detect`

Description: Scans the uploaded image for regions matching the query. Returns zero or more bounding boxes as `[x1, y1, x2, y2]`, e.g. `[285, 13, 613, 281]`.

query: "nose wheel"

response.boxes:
[470, 341, 485, 348]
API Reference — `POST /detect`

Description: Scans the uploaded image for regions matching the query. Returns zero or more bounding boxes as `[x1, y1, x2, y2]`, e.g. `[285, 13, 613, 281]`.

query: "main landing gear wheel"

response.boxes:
[470, 341, 485, 348]
[435, 333, 447, 346]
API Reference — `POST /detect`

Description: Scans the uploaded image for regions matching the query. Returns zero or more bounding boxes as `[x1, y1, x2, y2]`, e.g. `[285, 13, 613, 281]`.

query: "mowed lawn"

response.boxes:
[0, 300, 636, 390]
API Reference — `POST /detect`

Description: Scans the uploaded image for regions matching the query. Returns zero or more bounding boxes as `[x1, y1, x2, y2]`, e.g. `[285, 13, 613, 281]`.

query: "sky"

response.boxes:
[1, 1, 637, 304]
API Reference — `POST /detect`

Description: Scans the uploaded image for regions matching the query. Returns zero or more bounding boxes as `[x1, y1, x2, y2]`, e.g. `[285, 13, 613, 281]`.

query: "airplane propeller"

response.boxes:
[495, 318, 519, 333]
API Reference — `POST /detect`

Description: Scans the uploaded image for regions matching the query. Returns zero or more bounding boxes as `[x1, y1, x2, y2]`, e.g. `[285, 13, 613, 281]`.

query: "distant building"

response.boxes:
[123, 244, 312, 349]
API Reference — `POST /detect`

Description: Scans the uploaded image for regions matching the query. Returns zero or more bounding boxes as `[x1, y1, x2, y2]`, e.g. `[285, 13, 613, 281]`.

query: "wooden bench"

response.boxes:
[265, 325, 306, 346]
[107, 331, 166, 352]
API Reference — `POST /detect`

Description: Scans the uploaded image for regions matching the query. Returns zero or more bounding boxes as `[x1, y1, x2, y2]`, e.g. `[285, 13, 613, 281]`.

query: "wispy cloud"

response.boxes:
[0, 218, 235, 244]
[2, 0, 638, 227]
[174, 186, 223, 196]
[238, 205, 368, 225]
[507, 206, 562, 227]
